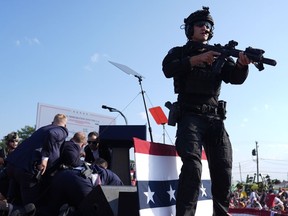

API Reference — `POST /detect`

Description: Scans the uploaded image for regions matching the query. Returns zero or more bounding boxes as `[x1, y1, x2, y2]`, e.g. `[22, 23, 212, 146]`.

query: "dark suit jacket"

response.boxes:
[84, 144, 112, 168]
[6, 124, 68, 174]
[43, 164, 123, 215]
[92, 164, 123, 186]
[60, 140, 83, 167]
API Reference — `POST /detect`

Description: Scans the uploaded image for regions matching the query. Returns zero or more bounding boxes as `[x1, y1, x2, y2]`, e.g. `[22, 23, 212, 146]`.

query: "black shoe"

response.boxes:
[10, 203, 36, 216]
[58, 204, 76, 216]
[0, 202, 13, 216]
[8, 203, 13, 216]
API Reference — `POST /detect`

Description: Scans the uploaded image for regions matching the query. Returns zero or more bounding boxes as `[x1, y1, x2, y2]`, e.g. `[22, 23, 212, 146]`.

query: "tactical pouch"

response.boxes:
[165, 101, 180, 126]
[217, 100, 227, 120]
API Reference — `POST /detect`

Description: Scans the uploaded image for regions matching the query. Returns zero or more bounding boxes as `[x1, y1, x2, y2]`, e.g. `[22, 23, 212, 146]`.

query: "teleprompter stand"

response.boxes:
[108, 61, 154, 142]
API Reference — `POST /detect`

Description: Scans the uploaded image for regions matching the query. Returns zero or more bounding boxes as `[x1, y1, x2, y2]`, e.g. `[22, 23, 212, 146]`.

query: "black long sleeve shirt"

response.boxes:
[162, 41, 249, 106]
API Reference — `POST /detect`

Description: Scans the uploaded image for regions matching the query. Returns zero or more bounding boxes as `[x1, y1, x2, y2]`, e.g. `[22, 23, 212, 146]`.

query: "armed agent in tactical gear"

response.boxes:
[162, 6, 252, 216]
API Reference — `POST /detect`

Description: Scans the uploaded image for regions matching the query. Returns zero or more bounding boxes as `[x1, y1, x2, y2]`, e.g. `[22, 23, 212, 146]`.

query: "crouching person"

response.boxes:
[37, 132, 123, 216]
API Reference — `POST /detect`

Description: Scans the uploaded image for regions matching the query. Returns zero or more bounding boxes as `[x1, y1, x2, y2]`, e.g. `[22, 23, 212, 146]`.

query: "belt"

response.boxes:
[186, 104, 218, 115]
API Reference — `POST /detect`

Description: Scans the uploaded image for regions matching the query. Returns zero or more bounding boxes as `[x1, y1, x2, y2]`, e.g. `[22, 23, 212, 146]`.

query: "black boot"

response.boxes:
[0, 201, 13, 216]
[10, 203, 36, 216]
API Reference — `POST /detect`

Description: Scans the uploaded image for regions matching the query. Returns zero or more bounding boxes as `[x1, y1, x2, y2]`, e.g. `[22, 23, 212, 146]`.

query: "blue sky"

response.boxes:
[1, 1, 287, 182]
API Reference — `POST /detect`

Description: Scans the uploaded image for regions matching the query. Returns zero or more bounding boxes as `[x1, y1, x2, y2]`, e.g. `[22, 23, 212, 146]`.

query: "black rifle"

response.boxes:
[189, 40, 277, 72]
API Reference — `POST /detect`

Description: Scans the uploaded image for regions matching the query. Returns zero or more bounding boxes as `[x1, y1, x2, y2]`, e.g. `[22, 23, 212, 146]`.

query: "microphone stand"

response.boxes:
[116, 109, 128, 125]
[162, 124, 166, 144]
[134, 75, 153, 142]
[106, 107, 128, 125]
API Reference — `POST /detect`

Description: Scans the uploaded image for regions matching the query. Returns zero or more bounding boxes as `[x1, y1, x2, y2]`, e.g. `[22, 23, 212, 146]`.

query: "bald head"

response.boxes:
[72, 132, 87, 147]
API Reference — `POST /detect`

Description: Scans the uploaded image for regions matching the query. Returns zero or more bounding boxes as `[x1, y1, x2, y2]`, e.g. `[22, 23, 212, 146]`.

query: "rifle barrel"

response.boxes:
[262, 57, 277, 66]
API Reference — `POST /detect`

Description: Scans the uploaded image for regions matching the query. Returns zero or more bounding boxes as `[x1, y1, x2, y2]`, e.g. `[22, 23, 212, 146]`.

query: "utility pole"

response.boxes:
[239, 162, 242, 182]
[252, 141, 259, 183]
[256, 141, 259, 183]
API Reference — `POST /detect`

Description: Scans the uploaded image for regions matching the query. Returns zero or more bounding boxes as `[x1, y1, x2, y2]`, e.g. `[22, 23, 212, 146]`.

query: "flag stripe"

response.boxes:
[134, 152, 210, 180]
[134, 138, 178, 156]
[200, 159, 210, 180]
[134, 153, 182, 180]
[195, 200, 215, 215]
[139, 206, 176, 216]
[133, 137, 207, 159]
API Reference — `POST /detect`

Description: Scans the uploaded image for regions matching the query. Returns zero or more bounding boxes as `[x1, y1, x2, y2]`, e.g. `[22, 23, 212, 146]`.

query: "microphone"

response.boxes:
[101, 105, 128, 125]
[102, 105, 116, 112]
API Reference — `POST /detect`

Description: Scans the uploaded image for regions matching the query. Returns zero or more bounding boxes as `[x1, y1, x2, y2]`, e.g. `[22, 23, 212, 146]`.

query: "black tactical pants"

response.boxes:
[175, 113, 232, 216]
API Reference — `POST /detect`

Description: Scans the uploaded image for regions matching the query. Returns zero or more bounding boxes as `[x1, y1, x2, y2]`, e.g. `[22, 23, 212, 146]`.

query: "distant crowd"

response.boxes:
[229, 185, 288, 214]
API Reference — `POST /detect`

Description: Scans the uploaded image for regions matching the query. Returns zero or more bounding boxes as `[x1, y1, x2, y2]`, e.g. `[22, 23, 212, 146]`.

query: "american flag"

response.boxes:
[133, 138, 213, 216]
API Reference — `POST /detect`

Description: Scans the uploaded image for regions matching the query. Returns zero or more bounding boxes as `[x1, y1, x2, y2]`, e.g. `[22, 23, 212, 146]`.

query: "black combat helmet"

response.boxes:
[5, 132, 19, 144]
[184, 6, 214, 40]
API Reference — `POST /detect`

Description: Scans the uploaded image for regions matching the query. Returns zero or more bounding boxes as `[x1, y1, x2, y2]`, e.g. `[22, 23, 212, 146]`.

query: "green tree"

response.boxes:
[17, 125, 35, 142]
[0, 125, 35, 148]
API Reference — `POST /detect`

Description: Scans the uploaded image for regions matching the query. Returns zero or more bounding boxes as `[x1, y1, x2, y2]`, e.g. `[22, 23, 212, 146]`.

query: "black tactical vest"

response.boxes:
[175, 44, 222, 97]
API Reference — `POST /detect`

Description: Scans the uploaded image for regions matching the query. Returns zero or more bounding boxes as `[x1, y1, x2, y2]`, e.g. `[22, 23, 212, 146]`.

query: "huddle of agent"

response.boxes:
[0, 114, 122, 216]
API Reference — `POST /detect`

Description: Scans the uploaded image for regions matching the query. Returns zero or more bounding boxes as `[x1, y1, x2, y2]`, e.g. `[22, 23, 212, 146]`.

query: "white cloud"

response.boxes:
[264, 104, 270, 110]
[90, 53, 99, 63]
[15, 40, 21, 46]
[252, 104, 270, 112]
[240, 117, 248, 127]
[84, 53, 100, 72]
[15, 37, 41, 46]
[84, 52, 111, 72]
[32, 38, 40, 45]
[84, 65, 93, 71]
[252, 106, 259, 112]
[25, 37, 41, 45]
[103, 54, 110, 58]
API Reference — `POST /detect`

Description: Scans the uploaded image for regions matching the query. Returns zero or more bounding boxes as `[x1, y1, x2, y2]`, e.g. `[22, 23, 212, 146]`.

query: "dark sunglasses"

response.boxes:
[9, 139, 19, 143]
[88, 141, 98, 145]
[194, 21, 212, 30]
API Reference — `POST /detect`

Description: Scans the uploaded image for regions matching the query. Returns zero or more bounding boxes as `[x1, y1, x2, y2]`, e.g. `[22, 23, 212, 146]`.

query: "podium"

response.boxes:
[99, 125, 146, 185]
